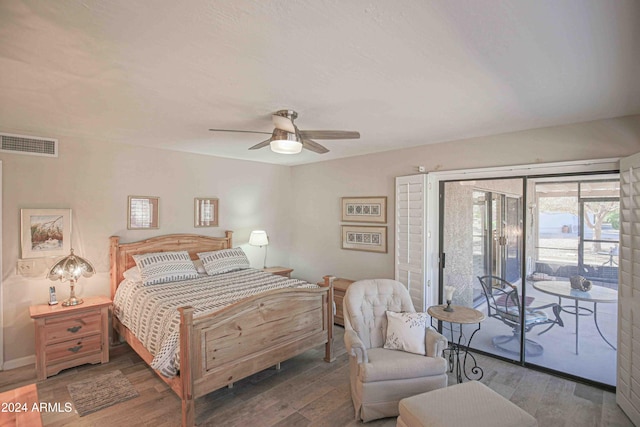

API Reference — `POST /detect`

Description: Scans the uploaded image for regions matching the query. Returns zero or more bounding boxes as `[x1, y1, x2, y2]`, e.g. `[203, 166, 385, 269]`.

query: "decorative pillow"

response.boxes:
[197, 248, 250, 276]
[132, 251, 198, 285]
[123, 266, 142, 283]
[384, 311, 429, 355]
[193, 259, 207, 274]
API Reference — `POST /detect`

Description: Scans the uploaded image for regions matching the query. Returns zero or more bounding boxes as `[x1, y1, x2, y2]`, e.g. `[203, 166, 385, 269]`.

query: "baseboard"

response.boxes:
[2, 355, 35, 371]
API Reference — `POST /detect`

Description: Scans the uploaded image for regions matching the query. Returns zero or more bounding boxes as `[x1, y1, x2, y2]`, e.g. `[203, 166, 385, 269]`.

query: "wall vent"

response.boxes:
[0, 132, 58, 157]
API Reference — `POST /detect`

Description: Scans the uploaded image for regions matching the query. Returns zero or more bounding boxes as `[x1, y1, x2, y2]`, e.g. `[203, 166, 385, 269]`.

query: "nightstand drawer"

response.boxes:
[44, 313, 102, 342]
[45, 334, 102, 363]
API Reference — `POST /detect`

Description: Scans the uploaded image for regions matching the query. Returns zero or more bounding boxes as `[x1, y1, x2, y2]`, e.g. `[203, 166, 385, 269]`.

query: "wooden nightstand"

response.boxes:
[317, 278, 355, 326]
[264, 266, 294, 278]
[29, 295, 111, 380]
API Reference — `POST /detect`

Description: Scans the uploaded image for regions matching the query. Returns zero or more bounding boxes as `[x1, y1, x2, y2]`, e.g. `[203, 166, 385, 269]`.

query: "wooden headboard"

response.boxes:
[109, 231, 233, 300]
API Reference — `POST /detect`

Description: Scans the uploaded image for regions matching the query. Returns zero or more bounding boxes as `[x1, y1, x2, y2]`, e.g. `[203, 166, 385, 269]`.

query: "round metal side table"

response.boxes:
[428, 304, 485, 383]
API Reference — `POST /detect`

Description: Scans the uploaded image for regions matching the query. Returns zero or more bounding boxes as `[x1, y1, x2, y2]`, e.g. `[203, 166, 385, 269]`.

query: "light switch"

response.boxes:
[17, 259, 49, 277]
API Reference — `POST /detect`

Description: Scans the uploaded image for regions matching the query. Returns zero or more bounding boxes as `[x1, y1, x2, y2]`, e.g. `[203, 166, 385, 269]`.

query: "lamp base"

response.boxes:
[443, 300, 454, 312]
[62, 297, 84, 307]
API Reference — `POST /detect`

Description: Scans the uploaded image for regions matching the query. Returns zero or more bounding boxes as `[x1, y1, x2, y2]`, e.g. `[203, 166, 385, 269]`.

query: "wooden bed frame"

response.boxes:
[109, 232, 334, 427]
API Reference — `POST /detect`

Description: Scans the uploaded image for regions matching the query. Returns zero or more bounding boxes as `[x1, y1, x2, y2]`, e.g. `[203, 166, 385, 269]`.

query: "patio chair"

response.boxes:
[478, 275, 564, 356]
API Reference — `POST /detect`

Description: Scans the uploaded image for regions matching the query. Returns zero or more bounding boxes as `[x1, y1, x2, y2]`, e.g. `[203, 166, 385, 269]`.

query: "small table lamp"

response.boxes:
[47, 248, 95, 306]
[249, 230, 269, 268]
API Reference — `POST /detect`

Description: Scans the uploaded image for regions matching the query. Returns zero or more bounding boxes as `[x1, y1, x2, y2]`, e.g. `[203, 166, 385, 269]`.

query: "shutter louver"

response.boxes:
[396, 174, 428, 310]
[617, 152, 640, 425]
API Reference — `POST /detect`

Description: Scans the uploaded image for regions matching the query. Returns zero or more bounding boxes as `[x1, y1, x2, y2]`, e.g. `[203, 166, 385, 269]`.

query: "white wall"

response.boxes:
[289, 115, 640, 284]
[1, 136, 292, 364]
[2, 114, 639, 368]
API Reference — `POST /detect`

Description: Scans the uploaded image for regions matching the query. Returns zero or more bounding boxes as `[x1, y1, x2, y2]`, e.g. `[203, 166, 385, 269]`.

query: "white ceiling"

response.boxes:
[1, 0, 639, 166]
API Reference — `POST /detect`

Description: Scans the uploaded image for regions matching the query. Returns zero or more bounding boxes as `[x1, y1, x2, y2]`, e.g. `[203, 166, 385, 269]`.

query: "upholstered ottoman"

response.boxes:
[396, 381, 538, 427]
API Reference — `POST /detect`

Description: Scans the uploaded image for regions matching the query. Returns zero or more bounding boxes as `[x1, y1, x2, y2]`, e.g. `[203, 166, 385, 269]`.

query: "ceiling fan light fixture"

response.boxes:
[269, 129, 302, 154]
[210, 109, 359, 154]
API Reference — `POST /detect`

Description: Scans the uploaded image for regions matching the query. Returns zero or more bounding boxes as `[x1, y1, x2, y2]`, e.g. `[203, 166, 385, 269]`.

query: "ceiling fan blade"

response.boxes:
[248, 138, 272, 150]
[271, 114, 296, 133]
[299, 130, 360, 140]
[209, 129, 272, 135]
[302, 138, 329, 154]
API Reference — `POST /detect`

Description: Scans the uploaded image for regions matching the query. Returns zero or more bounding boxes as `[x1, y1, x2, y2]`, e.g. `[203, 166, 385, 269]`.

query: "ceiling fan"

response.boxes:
[209, 110, 360, 154]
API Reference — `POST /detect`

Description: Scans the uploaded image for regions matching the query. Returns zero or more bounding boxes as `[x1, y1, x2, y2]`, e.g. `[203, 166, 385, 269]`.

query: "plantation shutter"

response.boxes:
[395, 174, 429, 310]
[617, 152, 640, 425]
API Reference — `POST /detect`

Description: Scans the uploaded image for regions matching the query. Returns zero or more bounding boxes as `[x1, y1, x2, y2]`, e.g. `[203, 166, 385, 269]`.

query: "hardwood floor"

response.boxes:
[0, 327, 633, 426]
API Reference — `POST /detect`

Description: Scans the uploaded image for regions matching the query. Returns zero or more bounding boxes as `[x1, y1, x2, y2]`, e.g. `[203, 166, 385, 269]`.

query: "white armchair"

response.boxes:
[343, 279, 448, 422]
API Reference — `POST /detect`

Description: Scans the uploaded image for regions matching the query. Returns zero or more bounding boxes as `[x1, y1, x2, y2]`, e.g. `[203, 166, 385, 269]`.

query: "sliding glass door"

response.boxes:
[527, 178, 619, 386]
[440, 174, 619, 387]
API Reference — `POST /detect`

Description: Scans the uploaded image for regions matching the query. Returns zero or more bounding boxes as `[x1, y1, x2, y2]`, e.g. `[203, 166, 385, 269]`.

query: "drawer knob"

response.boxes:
[68, 345, 83, 353]
[67, 326, 82, 333]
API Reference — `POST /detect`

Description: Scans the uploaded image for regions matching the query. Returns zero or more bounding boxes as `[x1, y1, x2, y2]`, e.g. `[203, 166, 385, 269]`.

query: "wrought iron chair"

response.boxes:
[477, 275, 563, 356]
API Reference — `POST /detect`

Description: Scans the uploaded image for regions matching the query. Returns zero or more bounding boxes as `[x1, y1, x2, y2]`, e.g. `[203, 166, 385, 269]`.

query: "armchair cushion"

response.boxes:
[358, 348, 448, 383]
[384, 311, 429, 355]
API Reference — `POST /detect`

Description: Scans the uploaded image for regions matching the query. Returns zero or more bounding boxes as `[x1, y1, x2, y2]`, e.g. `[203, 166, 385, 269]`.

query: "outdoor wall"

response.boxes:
[289, 115, 640, 285]
[442, 182, 474, 306]
[0, 137, 292, 366]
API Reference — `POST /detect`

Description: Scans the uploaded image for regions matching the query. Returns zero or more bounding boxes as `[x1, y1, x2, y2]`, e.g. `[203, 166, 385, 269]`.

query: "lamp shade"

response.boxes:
[47, 248, 95, 282]
[249, 230, 269, 246]
[47, 248, 94, 306]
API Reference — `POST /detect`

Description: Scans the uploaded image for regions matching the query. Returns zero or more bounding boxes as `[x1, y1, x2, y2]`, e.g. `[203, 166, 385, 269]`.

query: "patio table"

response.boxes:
[532, 280, 617, 354]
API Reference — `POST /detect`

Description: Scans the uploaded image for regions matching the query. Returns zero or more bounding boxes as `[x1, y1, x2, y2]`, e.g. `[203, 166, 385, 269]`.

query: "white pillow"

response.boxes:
[124, 260, 204, 283]
[132, 251, 198, 285]
[197, 248, 250, 276]
[123, 266, 142, 283]
[384, 311, 429, 355]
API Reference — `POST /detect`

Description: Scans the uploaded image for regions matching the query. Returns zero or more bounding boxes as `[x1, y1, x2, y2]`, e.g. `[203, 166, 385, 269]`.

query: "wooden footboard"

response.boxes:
[179, 283, 334, 425]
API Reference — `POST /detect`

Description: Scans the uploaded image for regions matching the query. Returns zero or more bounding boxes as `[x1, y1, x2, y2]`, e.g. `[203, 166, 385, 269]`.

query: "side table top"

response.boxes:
[29, 295, 112, 318]
[264, 266, 294, 274]
[428, 304, 485, 324]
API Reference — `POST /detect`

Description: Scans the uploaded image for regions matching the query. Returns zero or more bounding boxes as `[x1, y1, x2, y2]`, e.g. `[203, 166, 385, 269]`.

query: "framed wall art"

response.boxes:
[341, 196, 387, 223]
[194, 197, 219, 227]
[128, 196, 159, 230]
[341, 225, 388, 253]
[21, 208, 72, 258]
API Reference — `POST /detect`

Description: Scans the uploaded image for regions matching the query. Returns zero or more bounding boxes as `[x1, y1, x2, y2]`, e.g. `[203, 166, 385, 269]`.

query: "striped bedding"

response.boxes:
[113, 268, 317, 377]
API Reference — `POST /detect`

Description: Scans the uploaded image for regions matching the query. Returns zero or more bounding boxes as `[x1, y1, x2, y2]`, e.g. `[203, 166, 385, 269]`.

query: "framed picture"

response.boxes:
[341, 225, 388, 253]
[128, 196, 159, 229]
[194, 197, 219, 227]
[341, 196, 387, 223]
[21, 208, 72, 258]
